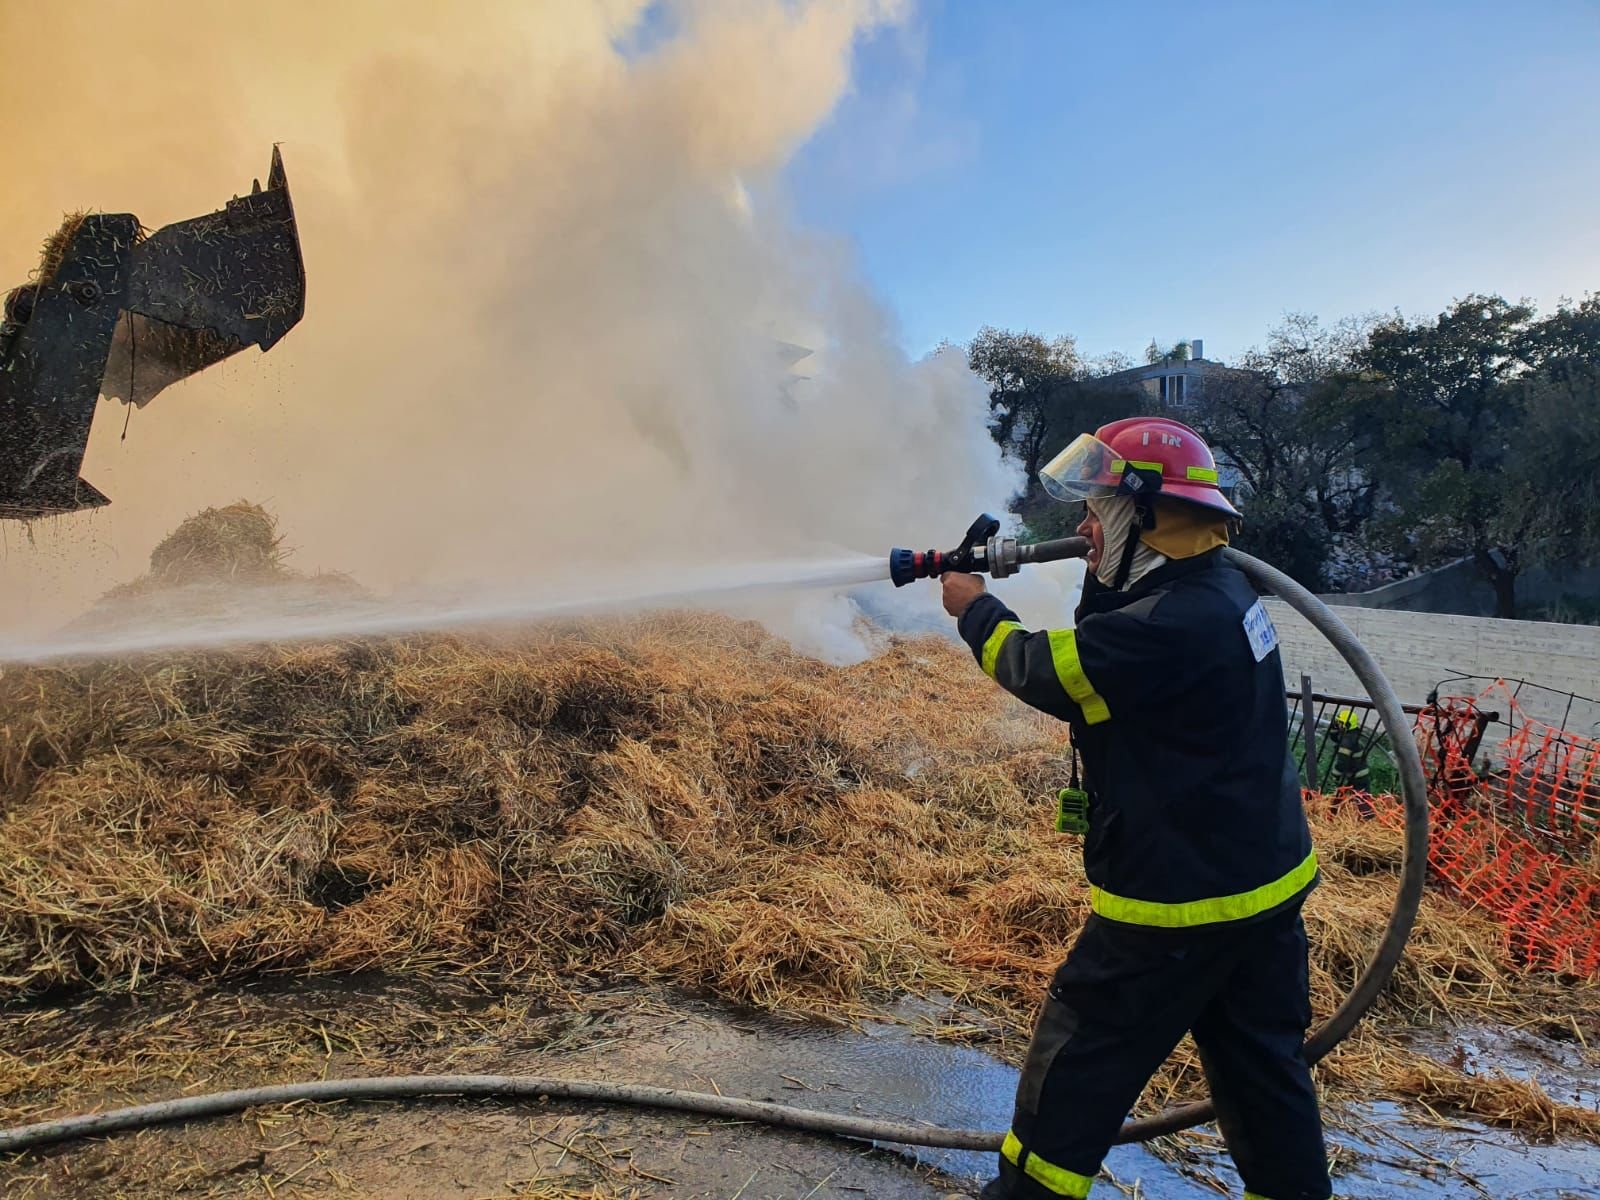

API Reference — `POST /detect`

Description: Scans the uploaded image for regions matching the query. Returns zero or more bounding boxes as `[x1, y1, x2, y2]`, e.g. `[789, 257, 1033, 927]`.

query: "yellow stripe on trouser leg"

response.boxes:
[1046, 629, 1110, 725]
[980, 621, 1023, 678]
[1001, 1131, 1095, 1197]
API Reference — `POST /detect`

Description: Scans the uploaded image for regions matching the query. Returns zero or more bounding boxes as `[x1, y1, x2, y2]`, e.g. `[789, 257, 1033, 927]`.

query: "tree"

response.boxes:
[1185, 314, 1380, 586]
[1508, 298, 1600, 567]
[1519, 294, 1600, 367]
[1258, 310, 1373, 387]
[969, 326, 1146, 531]
[1143, 339, 1192, 365]
[1510, 361, 1600, 565]
[1230, 493, 1331, 590]
[1359, 295, 1542, 617]
[967, 327, 1081, 503]
[1084, 350, 1136, 376]
[971, 296, 1600, 611]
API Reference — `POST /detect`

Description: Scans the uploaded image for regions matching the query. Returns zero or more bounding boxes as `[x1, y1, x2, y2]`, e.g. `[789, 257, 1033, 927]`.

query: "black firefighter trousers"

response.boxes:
[995, 904, 1332, 1200]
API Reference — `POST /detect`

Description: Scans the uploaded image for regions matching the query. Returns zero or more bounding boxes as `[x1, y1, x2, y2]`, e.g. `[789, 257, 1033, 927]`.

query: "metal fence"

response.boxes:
[1286, 673, 1600, 979]
[1281, 682, 1423, 794]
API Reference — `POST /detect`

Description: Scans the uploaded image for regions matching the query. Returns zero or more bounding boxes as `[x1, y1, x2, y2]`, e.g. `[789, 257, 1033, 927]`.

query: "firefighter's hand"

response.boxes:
[941, 572, 986, 618]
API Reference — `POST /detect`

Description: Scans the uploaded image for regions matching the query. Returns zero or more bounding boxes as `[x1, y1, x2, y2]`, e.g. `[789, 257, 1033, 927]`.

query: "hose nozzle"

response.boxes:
[889, 514, 1089, 587]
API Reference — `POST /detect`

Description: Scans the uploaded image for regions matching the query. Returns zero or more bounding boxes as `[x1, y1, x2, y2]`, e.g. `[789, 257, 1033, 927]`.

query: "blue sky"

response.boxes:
[785, 0, 1600, 364]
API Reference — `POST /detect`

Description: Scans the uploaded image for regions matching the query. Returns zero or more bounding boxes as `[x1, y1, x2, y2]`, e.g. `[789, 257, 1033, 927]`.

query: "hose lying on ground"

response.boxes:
[0, 548, 1429, 1158]
[0, 1075, 1000, 1156]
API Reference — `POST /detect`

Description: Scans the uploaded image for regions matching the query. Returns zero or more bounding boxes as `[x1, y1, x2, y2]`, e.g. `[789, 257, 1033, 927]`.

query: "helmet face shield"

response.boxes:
[1039, 420, 1242, 517]
[1038, 433, 1121, 504]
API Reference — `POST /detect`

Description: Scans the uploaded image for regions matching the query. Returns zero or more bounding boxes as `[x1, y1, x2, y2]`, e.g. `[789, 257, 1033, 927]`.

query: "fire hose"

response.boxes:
[0, 518, 1428, 1158]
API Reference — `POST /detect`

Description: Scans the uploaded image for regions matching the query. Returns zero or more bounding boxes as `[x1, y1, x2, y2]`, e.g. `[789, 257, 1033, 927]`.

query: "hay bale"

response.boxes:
[67, 503, 370, 637]
[147, 502, 284, 584]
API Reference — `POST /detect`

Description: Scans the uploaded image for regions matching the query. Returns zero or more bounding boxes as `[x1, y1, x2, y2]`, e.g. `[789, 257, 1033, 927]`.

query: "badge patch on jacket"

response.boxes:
[1242, 599, 1279, 662]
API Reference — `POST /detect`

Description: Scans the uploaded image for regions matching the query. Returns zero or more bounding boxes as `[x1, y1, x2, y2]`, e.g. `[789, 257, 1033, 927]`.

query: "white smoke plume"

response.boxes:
[0, 1, 1082, 661]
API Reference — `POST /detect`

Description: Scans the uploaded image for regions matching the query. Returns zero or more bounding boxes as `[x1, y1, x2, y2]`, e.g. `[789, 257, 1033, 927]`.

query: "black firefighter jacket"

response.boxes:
[957, 548, 1317, 929]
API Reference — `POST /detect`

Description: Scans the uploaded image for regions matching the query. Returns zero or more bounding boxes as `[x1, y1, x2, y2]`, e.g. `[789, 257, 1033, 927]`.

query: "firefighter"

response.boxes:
[1329, 708, 1377, 819]
[941, 417, 1331, 1200]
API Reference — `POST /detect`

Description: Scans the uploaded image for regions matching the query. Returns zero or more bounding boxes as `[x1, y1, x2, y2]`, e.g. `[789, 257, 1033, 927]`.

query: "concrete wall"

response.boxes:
[1264, 600, 1600, 728]
[1320, 558, 1600, 619]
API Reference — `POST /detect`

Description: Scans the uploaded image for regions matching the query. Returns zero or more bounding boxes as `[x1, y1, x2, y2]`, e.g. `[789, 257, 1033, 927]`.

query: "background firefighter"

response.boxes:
[941, 417, 1332, 1200]
[1329, 708, 1378, 819]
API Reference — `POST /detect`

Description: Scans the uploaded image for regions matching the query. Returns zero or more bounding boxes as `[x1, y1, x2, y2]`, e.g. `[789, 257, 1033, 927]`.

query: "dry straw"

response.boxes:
[2, 507, 1596, 1139]
[34, 212, 90, 285]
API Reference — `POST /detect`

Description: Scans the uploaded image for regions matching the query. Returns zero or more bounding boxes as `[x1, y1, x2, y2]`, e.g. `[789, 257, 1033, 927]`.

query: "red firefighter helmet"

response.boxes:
[1038, 416, 1240, 517]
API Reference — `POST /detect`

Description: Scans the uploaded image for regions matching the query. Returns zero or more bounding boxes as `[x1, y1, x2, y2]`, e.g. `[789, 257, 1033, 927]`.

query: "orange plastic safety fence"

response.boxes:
[1325, 681, 1600, 981]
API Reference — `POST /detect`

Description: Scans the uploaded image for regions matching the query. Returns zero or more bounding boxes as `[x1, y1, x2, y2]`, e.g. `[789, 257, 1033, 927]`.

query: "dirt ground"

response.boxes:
[2, 980, 977, 1200]
[4, 977, 1598, 1199]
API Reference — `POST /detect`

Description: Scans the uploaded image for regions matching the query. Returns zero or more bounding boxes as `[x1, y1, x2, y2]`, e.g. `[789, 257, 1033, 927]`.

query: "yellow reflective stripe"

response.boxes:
[1047, 629, 1110, 725]
[980, 620, 1023, 679]
[1186, 465, 1219, 483]
[1090, 851, 1319, 928]
[1110, 458, 1164, 473]
[1001, 1131, 1094, 1198]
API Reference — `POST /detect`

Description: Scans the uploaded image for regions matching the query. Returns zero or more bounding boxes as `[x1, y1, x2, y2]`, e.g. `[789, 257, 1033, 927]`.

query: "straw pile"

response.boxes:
[73, 502, 365, 635]
[2, 510, 1596, 1138]
[2, 212, 92, 333]
[35, 212, 90, 285]
[144, 501, 285, 582]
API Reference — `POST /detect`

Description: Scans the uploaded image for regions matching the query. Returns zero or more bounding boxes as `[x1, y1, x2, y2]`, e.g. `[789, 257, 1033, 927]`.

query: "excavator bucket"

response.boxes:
[0, 148, 305, 519]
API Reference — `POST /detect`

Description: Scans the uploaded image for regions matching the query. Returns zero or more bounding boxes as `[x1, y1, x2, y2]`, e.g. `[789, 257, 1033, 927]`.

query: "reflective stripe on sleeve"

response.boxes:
[1046, 629, 1110, 725]
[980, 620, 1023, 679]
[1089, 851, 1319, 928]
[1001, 1131, 1095, 1198]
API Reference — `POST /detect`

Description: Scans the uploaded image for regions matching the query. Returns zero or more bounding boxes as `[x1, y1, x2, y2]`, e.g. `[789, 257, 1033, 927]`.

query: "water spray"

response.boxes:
[888, 512, 1087, 587]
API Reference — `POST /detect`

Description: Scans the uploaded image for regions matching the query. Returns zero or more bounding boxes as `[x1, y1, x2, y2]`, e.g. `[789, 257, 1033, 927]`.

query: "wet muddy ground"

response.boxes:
[3, 978, 1596, 1198]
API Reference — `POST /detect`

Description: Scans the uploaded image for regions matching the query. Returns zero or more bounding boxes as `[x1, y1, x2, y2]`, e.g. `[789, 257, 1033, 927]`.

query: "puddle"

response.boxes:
[1333, 1101, 1600, 1200]
[542, 992, 1600, 1197]
[1408, 1021, 1600, 1111]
